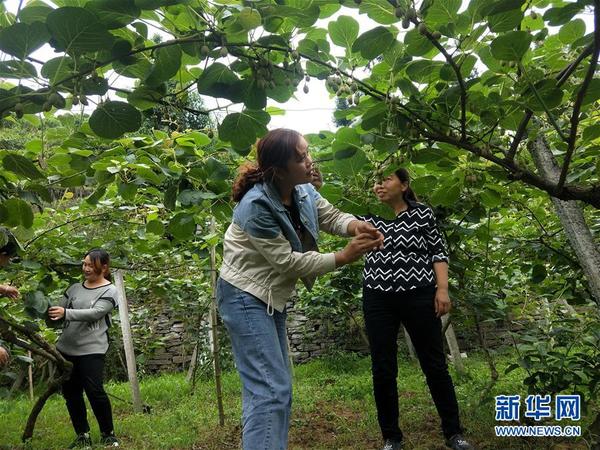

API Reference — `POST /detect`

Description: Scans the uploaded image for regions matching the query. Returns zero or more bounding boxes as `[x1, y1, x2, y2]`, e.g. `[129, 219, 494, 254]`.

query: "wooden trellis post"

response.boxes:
[209, 217, 225, 426]
[442, 314, 465, 374]
[114, 270, 143, 413]
[28, 351, 33, 401]
[402, 315, 465, 374]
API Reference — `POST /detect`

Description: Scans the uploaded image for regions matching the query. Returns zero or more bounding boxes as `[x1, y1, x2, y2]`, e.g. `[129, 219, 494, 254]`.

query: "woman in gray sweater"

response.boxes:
[47, 248, 119, 448]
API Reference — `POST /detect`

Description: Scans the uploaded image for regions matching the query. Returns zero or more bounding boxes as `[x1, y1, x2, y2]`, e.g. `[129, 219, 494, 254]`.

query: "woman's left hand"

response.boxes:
[310, 167, 323, 191]
[434, 288, 451, 317]
[48, 306, 65, 321]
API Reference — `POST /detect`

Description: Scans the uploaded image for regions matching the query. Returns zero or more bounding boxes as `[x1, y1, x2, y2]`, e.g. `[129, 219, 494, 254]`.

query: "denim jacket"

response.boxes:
[219, 182, 356, 314]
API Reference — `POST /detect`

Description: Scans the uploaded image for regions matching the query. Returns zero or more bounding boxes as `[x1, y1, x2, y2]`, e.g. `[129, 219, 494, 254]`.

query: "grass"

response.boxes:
[0, 350, 595, 449]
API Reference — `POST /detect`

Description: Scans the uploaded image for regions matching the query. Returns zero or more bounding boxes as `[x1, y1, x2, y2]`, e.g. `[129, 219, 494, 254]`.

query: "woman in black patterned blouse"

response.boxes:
[360, 168, 474, 450]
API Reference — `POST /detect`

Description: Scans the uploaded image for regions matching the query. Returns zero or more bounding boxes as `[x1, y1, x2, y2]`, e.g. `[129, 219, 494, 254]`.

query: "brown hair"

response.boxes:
[394, 168, 418, 202]
[232, 128, 304, 202]
[84, 248, 111, 281]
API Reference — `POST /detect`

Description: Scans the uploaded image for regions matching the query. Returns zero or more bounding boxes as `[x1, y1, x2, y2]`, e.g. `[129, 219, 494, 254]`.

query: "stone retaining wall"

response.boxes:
[130, 300, 522, 373]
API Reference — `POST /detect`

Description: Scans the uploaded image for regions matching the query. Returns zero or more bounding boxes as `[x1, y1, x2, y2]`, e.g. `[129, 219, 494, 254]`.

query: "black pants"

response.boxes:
[61, 353, 114, 435]
[363, 285, 462, 441]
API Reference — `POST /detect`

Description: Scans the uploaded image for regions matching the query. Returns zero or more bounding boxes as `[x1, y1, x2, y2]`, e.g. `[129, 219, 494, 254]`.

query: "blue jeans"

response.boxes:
[216, 278, 292, 450]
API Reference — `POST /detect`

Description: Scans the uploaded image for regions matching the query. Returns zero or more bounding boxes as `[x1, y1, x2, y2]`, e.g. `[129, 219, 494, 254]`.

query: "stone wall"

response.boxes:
[129, 301, 523, 373]
[143, 312, 194, 373]
[286, 299, 369, 363]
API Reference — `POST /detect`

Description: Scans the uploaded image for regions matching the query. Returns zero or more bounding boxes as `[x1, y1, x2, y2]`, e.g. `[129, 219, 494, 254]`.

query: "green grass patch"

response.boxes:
[0, 351, 594, 449]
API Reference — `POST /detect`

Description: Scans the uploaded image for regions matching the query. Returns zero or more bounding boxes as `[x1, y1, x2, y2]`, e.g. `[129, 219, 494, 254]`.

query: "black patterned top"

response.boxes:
[357, 200, 449, 292]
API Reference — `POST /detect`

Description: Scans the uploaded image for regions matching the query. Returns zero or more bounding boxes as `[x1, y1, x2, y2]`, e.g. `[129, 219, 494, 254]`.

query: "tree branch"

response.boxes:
[426, 129, 600, 207]
[557, 2, 600, 190]
[507, 43, 595, 161]
[417, 21, 468, 141]
[25, 213, 111, 249]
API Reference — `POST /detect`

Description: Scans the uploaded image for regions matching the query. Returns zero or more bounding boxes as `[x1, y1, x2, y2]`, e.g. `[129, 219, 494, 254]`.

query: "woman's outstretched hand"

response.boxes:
[48, 306, 66, 321]
[0, 346, 9, 367]
[335, 233, 384, 266]
[0, 284, 19, 299]
[349, 221, 384, 250]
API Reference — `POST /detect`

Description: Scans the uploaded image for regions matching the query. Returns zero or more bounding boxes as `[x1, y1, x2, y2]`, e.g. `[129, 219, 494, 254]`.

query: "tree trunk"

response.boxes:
[528, 135, 600, 305]
[114, 270, 143, 414]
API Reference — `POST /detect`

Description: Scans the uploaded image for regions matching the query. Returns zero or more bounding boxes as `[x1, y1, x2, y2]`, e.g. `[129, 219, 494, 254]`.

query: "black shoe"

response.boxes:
[68, 432, 92, 449]
[446, 434, 475, 450]
[101, 432, 120, 447]
[382, 439, 403, 450]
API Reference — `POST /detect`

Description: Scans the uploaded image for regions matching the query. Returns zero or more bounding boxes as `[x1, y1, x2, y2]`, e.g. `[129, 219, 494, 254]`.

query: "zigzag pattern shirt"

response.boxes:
[357, 200, 449, 292]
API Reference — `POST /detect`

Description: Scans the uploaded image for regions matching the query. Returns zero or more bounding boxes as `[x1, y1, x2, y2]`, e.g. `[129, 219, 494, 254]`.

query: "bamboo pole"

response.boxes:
[113, 270, 143, 413]
[209, 217, 225, 425]
[28, 351, 34, 401]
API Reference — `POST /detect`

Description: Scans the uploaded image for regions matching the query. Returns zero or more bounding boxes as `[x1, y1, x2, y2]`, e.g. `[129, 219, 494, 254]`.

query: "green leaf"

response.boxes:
[0, 60, 38, 79]
[575, 79, 600, 106]
[236, 7, 262, 31]
[361, 102, 387, 130]
[490, 31, 531, 61]
[0, 199, 34, 228]
[86, 185, 107, 205]
[480, 189, 502, 208]
[46, 7, 114, 54]
[328, 15, 359, 50]
[196, 63, 242, 102]
[531, 264, 547, 283]
[430, 182, 461, 206]
[178, 190, 217, 206]
[168, 213, 196, 240]
[23, 291, 49, 318]
[333, 148, 367, 177]
[405, 28, 436, 57]
[146, 220, 164, 235]
[352, 27, 395, 60]
[128, 86, 164, 110]
[41, 57, 75, 84]
[411, 175, 438, 193]
[558, 19, 585, 44]
[521, 80, 564, 112]
[206, 157, 230, 181]
[488, 10, 523, 32]
[144, 44, 182, 87]
[118, 182, 137, 200]
[164, 184, 177, 210]
[358, 0, 396, 25]
[406, 60, 444, 83]
[82, 76, 109, 96]
[543, 3, 582, 26]
[134, 0, 179, 8]
[85, 0, 141, 29]
[582, 124, 600, 142]
[89, 101, 142, 139]
[18, 2, 54, 24]
[0, 22, 50, 59]
[218, 110, 270, 151]
[426, 0, 461, 26]
[2, 154, 44, 180]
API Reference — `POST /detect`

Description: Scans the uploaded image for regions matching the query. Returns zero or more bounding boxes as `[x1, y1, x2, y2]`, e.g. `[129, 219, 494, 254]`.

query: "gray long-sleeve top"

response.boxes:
[47, 282, 118, 356]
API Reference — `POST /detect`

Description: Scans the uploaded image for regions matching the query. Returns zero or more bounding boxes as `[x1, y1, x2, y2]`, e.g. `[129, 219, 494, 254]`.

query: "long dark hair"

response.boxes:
[232, 128, 303, 202]
[85, 248, 112, 282]
[394, 168, 418, 202]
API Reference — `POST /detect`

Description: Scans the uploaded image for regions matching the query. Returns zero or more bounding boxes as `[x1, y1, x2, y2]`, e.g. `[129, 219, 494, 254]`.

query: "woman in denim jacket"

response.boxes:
[217, 128, 384, 450]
